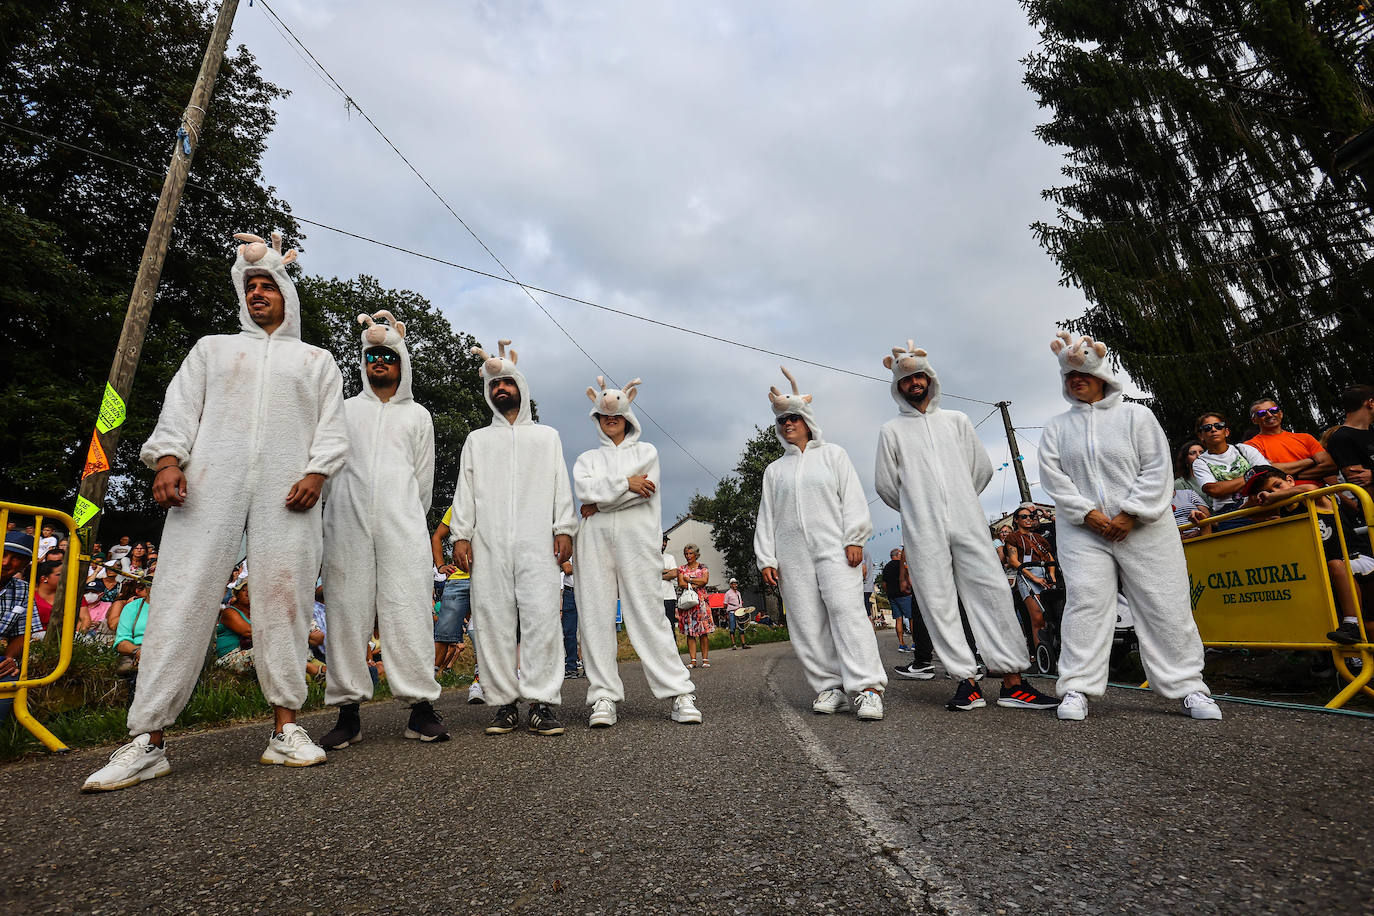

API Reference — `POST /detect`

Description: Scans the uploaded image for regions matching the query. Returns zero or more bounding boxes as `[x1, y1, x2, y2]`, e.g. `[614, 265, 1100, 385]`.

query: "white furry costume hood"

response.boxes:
[885, 341, 941, 416]
[230, 231, 302, 341]
[477, 339, 533, 427]
[587, 375, 643, 448]
[768, 366, 825, 452]
[1051, 330, 1124, 409]
[356, 309, 415, 404]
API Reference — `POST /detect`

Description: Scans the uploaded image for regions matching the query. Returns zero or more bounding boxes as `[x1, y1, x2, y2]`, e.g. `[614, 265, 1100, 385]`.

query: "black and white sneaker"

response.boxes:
[485, 703, 520, 735]
[946, 679, 987, 711]
[404, 701, 451, 742]
[1328, 621, 1362, 645]
[320, 703, 362, 750]
[894, 661, 936, 680]
[996, 682, 1060, 709]
[528, 703, 565, 736]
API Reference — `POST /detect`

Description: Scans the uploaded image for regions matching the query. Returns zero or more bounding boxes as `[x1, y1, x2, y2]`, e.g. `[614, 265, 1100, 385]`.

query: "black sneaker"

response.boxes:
[946, 679, 987, 711]
[1328, 621, 1362, 645]
[485, 703, 520, 735]
[996, 681, 1060, 709]
[893, 661, 936, 680]
[404, 701, 450, 742]
[320, 703, 362, 749]
[527, 703, 565, 736]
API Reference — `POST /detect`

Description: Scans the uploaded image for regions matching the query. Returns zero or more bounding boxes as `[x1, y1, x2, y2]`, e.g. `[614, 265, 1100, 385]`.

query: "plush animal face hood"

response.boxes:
[586, 376, 643, 447]
[231, 231, 300, 340]
[883, 340, 941, 415]
[768, 366, 824, 451]
[356, 310, 414, 403]
[1050, 331, 1123, 407]
[473, 338, 532, 426]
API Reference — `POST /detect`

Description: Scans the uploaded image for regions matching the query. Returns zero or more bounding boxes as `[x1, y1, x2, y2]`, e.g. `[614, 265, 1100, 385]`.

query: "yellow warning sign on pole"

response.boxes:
[95, 383, 126, 435]
[73, 496, 100, 528]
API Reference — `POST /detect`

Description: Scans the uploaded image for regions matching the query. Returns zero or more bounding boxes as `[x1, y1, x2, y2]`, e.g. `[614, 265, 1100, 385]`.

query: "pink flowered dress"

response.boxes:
[676, 563, 715, 637]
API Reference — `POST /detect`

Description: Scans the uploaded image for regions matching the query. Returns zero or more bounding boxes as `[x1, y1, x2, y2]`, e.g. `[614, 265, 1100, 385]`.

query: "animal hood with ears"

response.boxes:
[231, 231, 301, 340]
[472, 338, 532, 426]
[356, 310, 414, 403]
[1049, 331, 1123, 406]
[767, 366, 824, 449]
[882, 340, 942, 415]
[586, 376, 643, 447]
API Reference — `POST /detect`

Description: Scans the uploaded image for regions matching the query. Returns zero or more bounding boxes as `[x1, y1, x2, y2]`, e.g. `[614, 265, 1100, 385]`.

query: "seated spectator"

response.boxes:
[0, 531, 43, 686]
[1243, 398, 1334, 487]
[37, 525, 57, 557]
[1326, 385, 1374, 501]
[214, 582, 255, 674]
[1192, 411, 1267, 527]
[33, 560, 91, 633]
[112, 579, 152, 674]
[1172, 440, 1212, 537]
[105, 579, 146, 635]
[85, 563, 122, 636]
[119, 541, 151, 579]
[107, 536, 131, 566]
[1241, 466, 1373, 645]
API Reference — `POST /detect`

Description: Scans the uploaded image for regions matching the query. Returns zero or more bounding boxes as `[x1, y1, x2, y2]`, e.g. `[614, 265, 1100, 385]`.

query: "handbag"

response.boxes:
[676, 588, 700, 610]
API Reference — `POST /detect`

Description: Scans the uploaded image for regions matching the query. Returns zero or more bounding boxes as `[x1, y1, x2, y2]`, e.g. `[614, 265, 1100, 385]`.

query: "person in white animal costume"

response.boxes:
[755, 368, 887, 720]
[573, 377, 702, 728]
[320, 310, 448, 749]
[874, 342, 1059, 714]
[83, 231, 349, 793]
[449, 340, 578, 736]
[1036, 332, 1221, 722]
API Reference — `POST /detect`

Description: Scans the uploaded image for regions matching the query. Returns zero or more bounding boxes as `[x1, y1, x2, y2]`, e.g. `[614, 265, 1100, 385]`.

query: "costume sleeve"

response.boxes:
[449, 440, 476, 542]
[414, 408, 435, 512]
[833, 447, 874, 547]
[1037, 419, 1097, 526]
[754, 464, 779, 570]
[305, 359, 349, 478]
[1117, 406, 1173, 523]
[551, 435, 579, 537]
[875, 426, 902, 511]
[140, 340, 209, 469]
[964, 414, 994, 493]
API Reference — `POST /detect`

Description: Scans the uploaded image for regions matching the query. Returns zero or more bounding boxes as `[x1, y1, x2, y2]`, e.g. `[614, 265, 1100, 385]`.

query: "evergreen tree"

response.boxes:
[1023, 0, 1374, 439]
[688, 426, 783, 591]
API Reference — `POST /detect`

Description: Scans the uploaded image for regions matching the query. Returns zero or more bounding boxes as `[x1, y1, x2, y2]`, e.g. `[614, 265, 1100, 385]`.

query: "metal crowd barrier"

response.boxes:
[1179, 483, 1373, 709]
[0, 502, 82, 751]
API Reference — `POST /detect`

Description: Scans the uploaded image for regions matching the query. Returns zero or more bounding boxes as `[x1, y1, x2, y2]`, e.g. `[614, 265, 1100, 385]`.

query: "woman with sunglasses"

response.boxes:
[1038, 333, 1220, 721]
[1191, 412, 1266, 529]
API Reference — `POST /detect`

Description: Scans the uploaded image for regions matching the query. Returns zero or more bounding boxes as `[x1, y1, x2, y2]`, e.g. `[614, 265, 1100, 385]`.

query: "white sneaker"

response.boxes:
[1182, 692, 1223, 720]
[467, 681, 486, 705]
[81, 734, 170, 792]
[812, 688, 847, 715]
[259, 723, 327, 767]
[589, 697, 618, 728]
[854, 689, 885, 721]
[1057, 690, 1088, 721]
[671, 693, 703, 724]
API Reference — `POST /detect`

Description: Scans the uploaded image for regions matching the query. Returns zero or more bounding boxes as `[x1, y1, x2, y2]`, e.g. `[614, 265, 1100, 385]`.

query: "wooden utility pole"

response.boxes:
[997, 401, 1033, 506]
[73, 0, 240, 546]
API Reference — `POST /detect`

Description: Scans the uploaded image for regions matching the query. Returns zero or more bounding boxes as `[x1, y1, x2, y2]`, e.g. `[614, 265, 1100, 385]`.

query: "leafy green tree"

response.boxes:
[1022, 0, 1374, 438]
[688, 426, 783, 591]
[0, 0, 297, 512]
[296, 275, 489, 524]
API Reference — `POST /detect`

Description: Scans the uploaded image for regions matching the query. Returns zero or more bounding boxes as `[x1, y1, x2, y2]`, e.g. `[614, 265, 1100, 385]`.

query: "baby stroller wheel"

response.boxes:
[1035, 640, 1055, 675]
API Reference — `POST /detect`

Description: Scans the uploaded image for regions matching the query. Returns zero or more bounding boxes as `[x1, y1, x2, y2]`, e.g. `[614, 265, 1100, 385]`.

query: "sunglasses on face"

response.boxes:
[1198, 422, 1228, 432]
[778, 414, 804, 424]
[1015, 514, 1033, 520]
[1252, 407, 1281, 418]
[365, 352, 400, 365]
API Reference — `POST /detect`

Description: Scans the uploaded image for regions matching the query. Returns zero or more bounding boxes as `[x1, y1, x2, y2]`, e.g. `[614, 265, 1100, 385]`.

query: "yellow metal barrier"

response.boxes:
[0, 502, 83, 751]
[1180, 483, 1374, 709]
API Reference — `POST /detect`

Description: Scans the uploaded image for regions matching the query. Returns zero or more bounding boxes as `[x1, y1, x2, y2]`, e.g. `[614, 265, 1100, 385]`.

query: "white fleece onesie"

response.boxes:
[874, 344, 1029, 679]
[449, 341, 578, 708]
[128, 232, 348, 734]
[1037, 332, 1209, 699]
[755, 369, 886, 696]
[573, 378, 695, 706]
[323, 311, 441, 707]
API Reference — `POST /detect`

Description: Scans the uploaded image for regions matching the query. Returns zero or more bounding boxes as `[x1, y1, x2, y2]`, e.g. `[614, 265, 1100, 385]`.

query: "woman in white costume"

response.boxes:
[1037, 332, 1221, 721]
[755, 368, 887, 720]
[573, 377, 702, 727]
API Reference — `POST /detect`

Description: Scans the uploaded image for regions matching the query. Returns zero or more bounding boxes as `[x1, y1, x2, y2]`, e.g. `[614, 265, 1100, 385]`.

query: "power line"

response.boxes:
[973, 406, 1000, 429]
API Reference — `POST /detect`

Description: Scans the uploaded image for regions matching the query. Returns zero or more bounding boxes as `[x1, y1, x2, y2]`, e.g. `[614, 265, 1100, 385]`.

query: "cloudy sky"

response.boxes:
[231, 1, 1124, 559]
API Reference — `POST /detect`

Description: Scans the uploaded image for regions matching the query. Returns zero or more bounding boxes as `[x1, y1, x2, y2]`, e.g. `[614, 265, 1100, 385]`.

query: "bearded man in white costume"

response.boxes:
[755, 368, 886, 720]
[574, 377, 702, 728]
[1037, 332, 1221, 722]
[874, 342, 1058, 713]
[83, 232, 349, 793]
[320, 311, 447, 749]
[450, 340, 578, 736]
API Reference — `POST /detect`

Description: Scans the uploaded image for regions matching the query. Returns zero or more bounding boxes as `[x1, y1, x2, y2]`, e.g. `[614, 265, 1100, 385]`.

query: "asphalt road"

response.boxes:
[1, 632, 1370, 914]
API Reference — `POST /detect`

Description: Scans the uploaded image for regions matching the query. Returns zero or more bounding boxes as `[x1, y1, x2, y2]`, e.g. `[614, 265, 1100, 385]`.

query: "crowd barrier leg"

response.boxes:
[1331, 649, 1374, 709]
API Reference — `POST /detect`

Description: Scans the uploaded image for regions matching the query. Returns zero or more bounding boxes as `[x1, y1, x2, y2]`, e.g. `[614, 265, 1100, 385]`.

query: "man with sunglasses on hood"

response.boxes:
[319, 311, 446, 749]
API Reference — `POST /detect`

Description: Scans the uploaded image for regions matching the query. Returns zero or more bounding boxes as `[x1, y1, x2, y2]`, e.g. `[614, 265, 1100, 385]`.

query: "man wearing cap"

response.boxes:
[0, 531, 44, 719]
[723, 577, 749, 649]
[82, 232, 348, 792]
